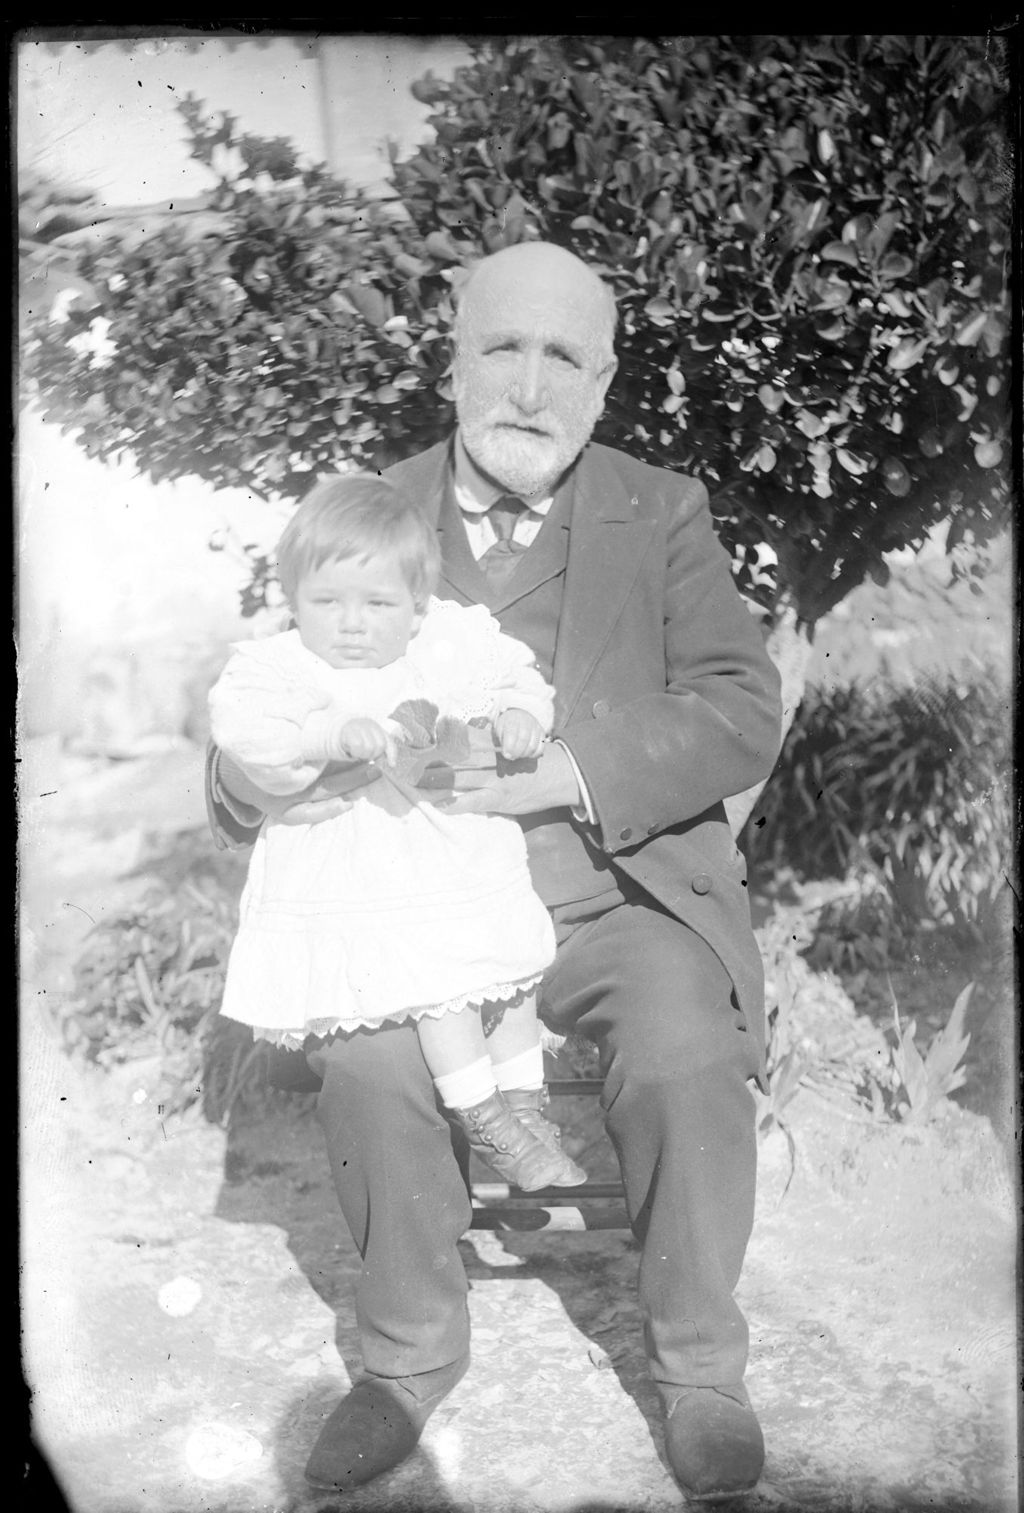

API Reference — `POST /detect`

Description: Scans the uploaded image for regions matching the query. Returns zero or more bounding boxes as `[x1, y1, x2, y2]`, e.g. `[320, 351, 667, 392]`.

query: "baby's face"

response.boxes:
[294, 552, 423, 670]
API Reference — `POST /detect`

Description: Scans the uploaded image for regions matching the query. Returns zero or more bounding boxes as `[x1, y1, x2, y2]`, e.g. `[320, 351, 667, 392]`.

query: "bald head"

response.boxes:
[454, 242, 618, 367]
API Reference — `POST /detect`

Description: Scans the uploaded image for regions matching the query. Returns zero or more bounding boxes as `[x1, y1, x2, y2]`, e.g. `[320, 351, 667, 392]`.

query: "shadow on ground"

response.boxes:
[212, 1083, 674, 1508]
[205, 1074, 1018, 1513]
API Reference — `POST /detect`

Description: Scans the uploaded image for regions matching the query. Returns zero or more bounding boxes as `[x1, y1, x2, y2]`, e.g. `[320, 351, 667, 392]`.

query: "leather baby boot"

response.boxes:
[504, 1085, 573, 1158]
[453, 1089, 586, 1191]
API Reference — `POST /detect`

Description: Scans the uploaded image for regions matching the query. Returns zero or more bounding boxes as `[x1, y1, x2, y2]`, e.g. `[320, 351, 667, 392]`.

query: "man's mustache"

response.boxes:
[483, 416, 556, 438]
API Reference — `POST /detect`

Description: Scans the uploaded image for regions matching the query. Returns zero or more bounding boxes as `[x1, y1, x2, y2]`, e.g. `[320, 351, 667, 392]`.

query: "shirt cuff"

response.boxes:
[212, 748, 265, 828]
[553, 739, 597, 826]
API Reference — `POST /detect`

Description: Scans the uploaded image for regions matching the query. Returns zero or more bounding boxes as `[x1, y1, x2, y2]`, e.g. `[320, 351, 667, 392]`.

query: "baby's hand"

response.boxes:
[493, 708, 546, 761]
[332, 718, 390, 762]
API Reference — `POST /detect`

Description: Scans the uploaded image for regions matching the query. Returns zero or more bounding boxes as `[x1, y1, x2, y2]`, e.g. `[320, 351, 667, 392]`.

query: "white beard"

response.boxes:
[460, 418, 597, 499]
[466, 432, 558, 497]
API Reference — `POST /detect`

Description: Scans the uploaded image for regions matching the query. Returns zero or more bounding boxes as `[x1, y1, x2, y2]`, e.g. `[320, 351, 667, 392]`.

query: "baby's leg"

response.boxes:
[481, 991, 545, 1098]
[416, 1007, 494, 1111]
[415, 990, 545, 1103]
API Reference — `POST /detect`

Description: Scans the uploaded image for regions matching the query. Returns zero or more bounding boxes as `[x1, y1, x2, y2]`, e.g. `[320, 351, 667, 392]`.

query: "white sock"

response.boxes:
[433, 1056, 497, 1111]
[493, 1044, 545, 1093]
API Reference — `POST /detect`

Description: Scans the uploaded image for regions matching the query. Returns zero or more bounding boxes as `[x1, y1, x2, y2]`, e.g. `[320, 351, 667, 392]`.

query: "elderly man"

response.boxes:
[207, 241, 782, 1501]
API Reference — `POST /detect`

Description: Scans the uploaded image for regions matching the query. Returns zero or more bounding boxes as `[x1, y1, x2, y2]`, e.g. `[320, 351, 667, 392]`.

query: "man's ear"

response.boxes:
[596, 356, 618, 405]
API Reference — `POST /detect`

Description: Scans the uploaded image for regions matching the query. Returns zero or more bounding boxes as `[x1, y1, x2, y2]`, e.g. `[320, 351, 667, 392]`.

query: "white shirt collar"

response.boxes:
[452, 431, 554, 517]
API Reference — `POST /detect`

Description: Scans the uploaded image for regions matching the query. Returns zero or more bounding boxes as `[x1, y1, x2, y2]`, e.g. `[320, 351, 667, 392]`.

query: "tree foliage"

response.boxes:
[23, 34, 1011, 623]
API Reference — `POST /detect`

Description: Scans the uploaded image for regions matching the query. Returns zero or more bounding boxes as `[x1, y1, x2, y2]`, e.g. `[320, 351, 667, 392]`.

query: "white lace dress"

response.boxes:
[209, 598, 557, 1047]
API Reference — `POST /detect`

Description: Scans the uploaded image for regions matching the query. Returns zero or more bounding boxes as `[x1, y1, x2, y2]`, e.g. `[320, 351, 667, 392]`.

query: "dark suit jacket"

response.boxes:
[387, 439, 783, 1058]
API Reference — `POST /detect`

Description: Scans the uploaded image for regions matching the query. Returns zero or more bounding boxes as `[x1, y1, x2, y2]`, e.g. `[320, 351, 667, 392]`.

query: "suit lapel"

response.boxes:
[388, 439, 453, 532]
[388, 440, 481, 603]
[552, 447, 656, 727]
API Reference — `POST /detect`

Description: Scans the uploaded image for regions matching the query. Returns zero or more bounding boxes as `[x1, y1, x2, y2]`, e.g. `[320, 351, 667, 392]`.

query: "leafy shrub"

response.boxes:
[757, 903, 975, 1134]
[748, 666, 1012, 936]
[23, 34, 1011, 625]
[398, 34, 1011, 618]
[64, 876, 264, 1123]
[757, 905, 894, 1127]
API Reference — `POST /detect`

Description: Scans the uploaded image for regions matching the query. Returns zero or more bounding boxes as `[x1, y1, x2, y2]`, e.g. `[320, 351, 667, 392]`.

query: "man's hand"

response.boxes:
[416, 741, 582, 817]
[270, 761, 385, 825]
[218, 750, 384, 827]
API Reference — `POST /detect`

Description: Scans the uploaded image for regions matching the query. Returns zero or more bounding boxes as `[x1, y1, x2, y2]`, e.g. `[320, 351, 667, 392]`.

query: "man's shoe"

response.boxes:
[661, 1383, 764, 1502]
[304, 1352, 469, 1490]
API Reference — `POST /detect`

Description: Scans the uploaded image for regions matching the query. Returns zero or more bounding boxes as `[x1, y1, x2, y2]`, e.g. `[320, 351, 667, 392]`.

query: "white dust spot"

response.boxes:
[184, 1423, 263, 1480]
[158, 1276, 202, 1316]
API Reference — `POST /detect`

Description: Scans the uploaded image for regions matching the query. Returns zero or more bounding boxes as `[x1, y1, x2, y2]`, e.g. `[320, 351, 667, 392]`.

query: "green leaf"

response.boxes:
[841, 212, 873, 244]
[390, 699, 438, 747]
[819, 241, 858, 267]
[757, 384, 786, 413]
[921, 983, 973, 1098]
[891, 1006, 931, 1118]
[434, 716, 471, 765]
[424, 229, 462, 260]
[879, 253, 913, 280]
[643, 297, 676, 325]
[345, 283, 389, 327]
[795, 410, 828, 439]
[887, 338, 929, 372]
[953, 311, 988, 347]
[864, 212, 900, 262]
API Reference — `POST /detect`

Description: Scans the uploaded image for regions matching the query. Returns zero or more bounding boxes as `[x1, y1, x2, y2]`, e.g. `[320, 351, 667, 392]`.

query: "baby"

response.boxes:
[209, 473, 586, 1191]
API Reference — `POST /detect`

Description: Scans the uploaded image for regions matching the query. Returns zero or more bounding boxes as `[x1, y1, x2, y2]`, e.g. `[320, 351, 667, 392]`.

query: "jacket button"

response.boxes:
[692, 873, 712, 895]
[592, 699, 611, 718]
[619, 827, 633, 842]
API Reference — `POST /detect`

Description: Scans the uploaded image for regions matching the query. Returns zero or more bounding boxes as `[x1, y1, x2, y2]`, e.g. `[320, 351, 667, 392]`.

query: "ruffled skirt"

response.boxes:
[219, 780, 555, 1045]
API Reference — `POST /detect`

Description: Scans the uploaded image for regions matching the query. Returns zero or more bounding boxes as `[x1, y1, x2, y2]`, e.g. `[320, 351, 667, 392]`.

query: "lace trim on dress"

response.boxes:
[252, 973, 545, 1051]
[408, 598, 514, 723]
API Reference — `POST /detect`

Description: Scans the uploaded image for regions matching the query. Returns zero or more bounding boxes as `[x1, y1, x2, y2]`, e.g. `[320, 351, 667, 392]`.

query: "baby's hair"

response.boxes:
[276, 473, 441, 607]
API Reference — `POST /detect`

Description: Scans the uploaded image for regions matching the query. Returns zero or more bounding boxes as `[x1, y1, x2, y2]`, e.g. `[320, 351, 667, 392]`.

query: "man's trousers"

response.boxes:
[305, 893, 762, 1390]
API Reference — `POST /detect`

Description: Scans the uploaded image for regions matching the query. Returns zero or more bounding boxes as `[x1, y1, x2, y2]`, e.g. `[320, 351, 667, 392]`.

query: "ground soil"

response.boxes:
[20, 739, 1020, 1513]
